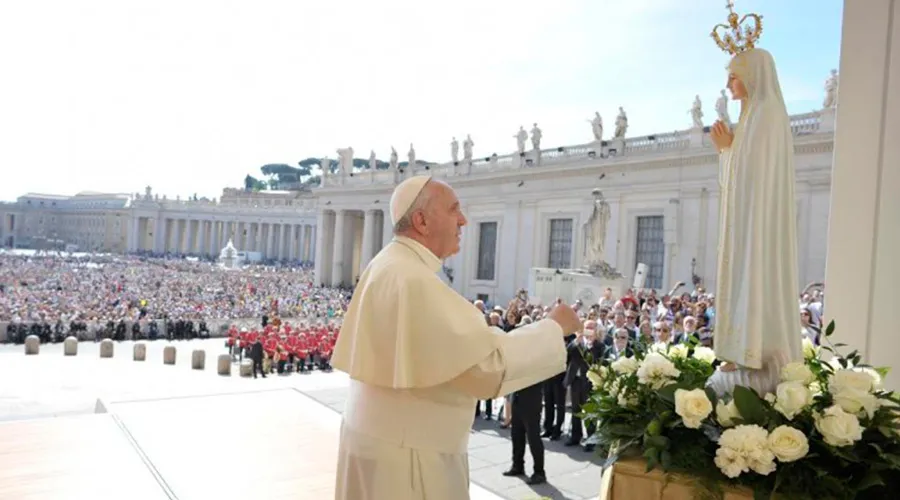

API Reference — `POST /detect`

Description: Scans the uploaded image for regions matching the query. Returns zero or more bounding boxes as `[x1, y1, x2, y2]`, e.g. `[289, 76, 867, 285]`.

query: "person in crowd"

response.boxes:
[564, 320, 605, 452]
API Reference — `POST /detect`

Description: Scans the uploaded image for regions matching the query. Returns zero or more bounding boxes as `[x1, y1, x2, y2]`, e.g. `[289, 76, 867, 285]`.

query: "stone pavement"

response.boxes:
[301, 388, 605, 500]
[0, 338, 604, 500]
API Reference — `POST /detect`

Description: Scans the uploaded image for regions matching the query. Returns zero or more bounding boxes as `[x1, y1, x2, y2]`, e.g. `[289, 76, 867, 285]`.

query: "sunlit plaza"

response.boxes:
[2, 0, 899, 499]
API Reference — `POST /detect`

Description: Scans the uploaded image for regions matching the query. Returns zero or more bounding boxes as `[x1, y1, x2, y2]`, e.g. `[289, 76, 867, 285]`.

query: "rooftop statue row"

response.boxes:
[317, 74, 837, 188]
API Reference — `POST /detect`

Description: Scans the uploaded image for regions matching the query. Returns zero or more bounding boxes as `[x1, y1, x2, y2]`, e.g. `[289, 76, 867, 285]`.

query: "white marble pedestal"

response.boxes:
[529, 267, 627, 306]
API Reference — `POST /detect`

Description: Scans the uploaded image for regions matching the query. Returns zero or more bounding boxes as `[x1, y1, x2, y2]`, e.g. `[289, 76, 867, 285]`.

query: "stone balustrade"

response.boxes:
[322, 111, 827, 188]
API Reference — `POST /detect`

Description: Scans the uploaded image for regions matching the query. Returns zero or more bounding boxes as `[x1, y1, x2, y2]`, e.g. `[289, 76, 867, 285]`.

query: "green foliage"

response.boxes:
[582, 323, 900, 499]
[243, 174, 268, 191]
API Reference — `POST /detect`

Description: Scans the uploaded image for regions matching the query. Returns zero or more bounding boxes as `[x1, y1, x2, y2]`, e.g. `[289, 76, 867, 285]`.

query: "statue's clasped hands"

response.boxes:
[710, 120, 734, 152]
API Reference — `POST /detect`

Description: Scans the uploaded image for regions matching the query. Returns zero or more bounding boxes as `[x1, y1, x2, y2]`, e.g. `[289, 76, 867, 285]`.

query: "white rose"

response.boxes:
[587, 366, 608, 388]
[773, 381, 813, 420]
[637, 352, 682, 389]
[831, 369, 873, 394]
[714, 446, 748, 478]
[802, 337, 819, 360]
[854, 367, 883, 390]
[764, 393, 777, 404]
[668, 343, 689, 360]
[716, 399, 741, 428]
[832, 387, 879, 419]
[611, 356, 639, 375]
[815, 404, 863, 447]
[692, 346, 717, 364]
[767, 426, 809, 462]
[649, 342, 668, 354]
[675, 388, 713, 429]
[781, 362, 815, 385]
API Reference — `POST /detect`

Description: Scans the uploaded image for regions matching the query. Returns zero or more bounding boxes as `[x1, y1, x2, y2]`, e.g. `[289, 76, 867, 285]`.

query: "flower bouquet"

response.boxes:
[582, 322, 900, 500]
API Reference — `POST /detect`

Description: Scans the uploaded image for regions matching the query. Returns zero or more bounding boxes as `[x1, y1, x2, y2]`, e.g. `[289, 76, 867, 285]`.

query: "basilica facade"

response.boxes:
[0, 110, 833, 306]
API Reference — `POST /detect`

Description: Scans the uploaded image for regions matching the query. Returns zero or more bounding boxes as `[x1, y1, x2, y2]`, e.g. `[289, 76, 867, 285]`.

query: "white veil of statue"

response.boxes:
[712, 47, 802, 388]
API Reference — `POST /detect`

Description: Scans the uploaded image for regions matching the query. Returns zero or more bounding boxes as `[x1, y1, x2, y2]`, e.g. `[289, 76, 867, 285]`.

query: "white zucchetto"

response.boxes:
[389, 175, 432, 225]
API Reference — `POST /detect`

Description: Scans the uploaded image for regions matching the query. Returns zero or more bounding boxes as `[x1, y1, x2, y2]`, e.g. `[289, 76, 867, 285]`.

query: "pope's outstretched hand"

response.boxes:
[548, 304, 582, 335]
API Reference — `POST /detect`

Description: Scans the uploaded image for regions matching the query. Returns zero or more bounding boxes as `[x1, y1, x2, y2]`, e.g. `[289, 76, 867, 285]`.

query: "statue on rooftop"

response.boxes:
[450, 137, 459, 163]
[530, 123, 542, 150]
[823, 69, 838, 109]
[587, 112, 603, 141]
[514, 126, 527, 154]
[614, 107, 628, 139]
[463, 134, 474, 162]
[690, 95, 704, 128]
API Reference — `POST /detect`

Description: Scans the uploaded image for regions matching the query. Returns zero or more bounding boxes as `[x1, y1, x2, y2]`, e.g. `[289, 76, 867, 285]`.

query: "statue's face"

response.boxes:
[727, 72, 747, 100]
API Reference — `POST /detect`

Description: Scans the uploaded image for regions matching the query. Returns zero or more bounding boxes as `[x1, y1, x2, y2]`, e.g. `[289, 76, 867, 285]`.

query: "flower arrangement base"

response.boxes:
[598, 458, 753, 500]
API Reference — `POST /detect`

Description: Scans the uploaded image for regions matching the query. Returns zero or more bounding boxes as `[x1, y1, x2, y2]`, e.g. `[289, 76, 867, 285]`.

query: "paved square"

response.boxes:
[0, 339, 604, 500]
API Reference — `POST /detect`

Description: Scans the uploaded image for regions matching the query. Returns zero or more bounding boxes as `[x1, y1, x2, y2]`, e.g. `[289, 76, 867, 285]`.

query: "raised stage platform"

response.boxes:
[0, 344, 500, 500]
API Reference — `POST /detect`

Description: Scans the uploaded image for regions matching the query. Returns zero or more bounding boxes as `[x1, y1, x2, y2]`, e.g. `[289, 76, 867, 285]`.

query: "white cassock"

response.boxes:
[709, 48, 802, 396]
[331, 236, 565, 500]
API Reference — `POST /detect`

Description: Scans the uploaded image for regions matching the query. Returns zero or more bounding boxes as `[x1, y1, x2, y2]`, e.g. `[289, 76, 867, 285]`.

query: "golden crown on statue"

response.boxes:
[711, 0, 763, 55]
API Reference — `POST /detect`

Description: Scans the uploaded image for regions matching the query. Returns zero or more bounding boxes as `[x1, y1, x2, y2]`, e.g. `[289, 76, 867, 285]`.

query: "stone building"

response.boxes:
[0, 110, 834, 307]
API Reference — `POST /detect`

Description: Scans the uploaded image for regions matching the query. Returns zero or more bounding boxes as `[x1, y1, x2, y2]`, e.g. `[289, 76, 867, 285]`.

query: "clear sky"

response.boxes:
[0, 0, 843, 202]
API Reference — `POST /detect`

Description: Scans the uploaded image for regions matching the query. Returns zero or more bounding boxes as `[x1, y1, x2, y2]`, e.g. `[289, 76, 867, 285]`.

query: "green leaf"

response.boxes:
[645, 435, 670, 450]
[660, 450, 673, 470]
[876, 366, 891, 379]
[825, 320, 835, 337]
[704, 387, 719, 408]
[657, 384, 679, 404]
[857, 471, 884, 491]
[733, 386, 767, 426]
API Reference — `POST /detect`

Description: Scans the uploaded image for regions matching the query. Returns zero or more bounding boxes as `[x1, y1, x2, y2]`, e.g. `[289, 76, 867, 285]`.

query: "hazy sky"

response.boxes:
[0, 0, 843, 202]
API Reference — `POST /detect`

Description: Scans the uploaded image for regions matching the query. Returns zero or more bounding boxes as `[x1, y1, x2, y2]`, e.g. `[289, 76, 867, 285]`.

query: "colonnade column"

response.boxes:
[297, 224, 306, 261]
[308, 225, 315, 262]
[331, 211, 346, 286]
[266, 223, 275, 259]
[382, 209, 393, 247]
[129, 216, 141, 252]
[314, 212, 328, 285]
[825, 0, 900, 389]
[360, 210, 376, 271]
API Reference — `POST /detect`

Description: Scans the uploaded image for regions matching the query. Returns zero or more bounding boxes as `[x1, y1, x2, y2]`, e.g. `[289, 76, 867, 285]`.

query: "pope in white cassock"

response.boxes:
[707, 40, 802, 396]
[331, 175, 583, 499]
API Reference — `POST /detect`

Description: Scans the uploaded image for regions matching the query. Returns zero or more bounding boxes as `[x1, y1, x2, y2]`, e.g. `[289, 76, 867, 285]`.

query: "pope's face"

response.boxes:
[424, 181, 467, 259]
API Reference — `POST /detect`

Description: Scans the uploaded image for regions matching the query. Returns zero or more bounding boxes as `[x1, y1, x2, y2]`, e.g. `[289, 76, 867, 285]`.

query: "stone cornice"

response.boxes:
[314, 133, 835, 198]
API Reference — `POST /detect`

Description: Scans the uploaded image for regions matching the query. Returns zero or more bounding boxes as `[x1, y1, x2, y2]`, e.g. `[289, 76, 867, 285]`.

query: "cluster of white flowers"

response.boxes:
[587, 365, 609, 388]
[637, 352, 682, 389]
[611, 355, 639, 375]
[714, 424, 809, 478]
[830, 368, 881, 419]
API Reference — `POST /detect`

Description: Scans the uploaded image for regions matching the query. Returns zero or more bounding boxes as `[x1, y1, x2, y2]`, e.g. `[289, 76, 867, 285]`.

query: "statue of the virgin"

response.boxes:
[707, 1, 802, 397]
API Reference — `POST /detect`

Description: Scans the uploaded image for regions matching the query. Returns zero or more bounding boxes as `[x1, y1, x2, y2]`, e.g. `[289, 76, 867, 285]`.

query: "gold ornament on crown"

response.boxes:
[711, 0, 763, 55]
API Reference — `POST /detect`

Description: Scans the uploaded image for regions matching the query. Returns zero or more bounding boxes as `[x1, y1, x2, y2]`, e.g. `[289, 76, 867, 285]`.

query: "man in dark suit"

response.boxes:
[250, 337, 266, 379]
[541, 333, 572, 440]
[564, 320, 606, 452]
[502, 380, 546, 484]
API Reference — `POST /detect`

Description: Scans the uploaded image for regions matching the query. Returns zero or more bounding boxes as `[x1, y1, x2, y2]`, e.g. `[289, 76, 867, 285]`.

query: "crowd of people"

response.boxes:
[225, 319, 338, 377]
[2, 249, 829, 483]
[0, 252, 352, 345]
[474, 282, 825, 484]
